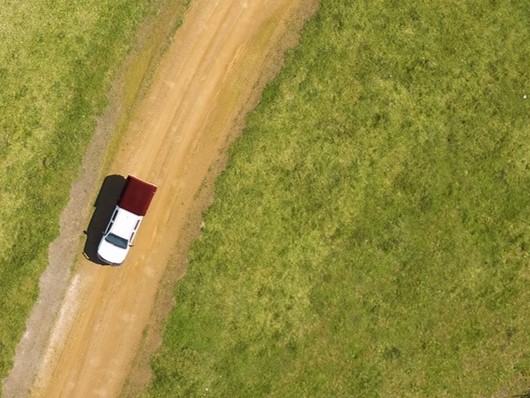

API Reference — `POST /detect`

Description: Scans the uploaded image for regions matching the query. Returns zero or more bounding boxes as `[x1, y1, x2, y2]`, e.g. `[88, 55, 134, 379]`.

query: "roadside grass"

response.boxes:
[147, 0, 530, 396]
[0, 0, 187, 384]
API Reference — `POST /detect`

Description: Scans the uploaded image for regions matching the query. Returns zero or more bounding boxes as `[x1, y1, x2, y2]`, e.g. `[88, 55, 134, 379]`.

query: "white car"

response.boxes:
[97, 207, 142, 265]
[96, 175, 157, 265]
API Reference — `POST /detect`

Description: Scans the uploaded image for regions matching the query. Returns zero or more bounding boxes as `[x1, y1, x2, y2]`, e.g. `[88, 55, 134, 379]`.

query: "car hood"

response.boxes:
[97, 238, 130, 265]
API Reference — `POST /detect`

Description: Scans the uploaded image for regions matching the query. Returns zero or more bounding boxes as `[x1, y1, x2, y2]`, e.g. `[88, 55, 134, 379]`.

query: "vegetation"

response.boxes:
[0, 0, 184, 383]
[147, 0, 530, 396]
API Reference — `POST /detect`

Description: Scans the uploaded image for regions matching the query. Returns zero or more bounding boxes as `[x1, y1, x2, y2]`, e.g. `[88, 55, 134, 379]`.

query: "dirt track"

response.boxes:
[1, 1, 314, 397]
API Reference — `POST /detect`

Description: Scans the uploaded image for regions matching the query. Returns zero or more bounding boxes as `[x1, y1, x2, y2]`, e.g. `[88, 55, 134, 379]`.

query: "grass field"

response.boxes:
[146, 0, 530, 396]
[0, 0, 188, 384]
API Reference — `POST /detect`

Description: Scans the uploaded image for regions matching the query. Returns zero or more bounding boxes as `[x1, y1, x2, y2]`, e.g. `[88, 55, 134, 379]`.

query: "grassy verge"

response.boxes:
[0, 0, 187, 383]
[147, 0, 530, 396]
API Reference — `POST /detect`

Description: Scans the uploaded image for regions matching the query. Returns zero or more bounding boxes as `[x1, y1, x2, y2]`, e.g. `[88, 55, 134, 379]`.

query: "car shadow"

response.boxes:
[83, 174, 127, 265]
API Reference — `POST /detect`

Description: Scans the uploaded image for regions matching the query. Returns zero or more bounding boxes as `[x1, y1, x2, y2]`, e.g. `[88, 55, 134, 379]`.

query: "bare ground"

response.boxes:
[2, 1, 318, 397]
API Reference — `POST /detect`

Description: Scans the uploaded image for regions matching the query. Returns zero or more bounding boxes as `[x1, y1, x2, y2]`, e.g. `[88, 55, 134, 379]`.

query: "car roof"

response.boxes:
[110, 207, 143, 240]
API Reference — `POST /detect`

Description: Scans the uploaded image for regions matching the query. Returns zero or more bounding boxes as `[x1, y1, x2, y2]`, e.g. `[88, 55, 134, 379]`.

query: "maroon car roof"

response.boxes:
[118, 175, 157, 216]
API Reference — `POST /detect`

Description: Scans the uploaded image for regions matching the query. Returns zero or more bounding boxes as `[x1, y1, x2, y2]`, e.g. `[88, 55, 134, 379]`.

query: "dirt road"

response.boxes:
[2, 1, 314, 397]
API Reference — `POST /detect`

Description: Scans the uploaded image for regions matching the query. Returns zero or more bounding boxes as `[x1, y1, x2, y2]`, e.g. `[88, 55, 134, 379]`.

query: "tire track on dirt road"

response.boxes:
[2, 0, 317, 397]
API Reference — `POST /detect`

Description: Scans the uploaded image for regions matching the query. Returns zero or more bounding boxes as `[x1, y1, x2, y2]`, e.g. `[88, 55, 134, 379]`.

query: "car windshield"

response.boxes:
[105, 233, 128, 249]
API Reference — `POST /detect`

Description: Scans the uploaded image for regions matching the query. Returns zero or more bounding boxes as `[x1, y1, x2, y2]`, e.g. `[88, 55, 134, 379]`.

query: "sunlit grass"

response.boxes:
[147, 0, 530, 396]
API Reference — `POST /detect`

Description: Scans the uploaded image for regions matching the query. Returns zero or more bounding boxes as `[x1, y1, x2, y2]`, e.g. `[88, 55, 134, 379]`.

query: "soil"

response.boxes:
[2, 1, 318, 397]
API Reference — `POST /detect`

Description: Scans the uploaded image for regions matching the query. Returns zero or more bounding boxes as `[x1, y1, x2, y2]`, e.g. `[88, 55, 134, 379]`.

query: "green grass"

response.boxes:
[147, 0, 530, 396]
[0, 0, 187, 384]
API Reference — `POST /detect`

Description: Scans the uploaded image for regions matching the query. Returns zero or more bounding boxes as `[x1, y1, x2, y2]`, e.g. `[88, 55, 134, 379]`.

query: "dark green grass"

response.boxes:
[0, 0, 174, 384]
[147, 0, 530, 396]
